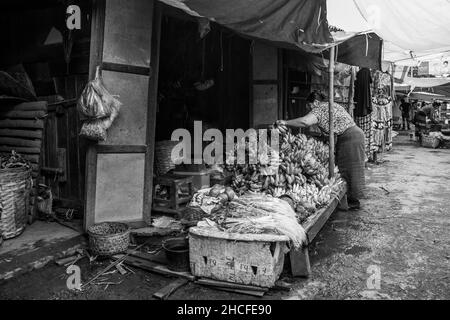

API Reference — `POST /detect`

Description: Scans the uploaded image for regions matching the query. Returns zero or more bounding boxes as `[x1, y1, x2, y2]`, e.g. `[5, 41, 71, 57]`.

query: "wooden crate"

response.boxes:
[189, 227, 289, 288]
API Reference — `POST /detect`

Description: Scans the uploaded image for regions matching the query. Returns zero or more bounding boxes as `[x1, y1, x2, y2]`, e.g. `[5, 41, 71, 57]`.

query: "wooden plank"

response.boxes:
[202, 285, 265, 297]
[115, 255, 195, 281]
[88, 0, 106, 80]
[125, 250, 167, 265]
[190, 226, 289, 243]
[55, 254, 81, 266]
[143, 0, 160, 225]
[153, 278, 188, 300]
[57, 108, 68, 198]
[196, 278, 269, 292]
[328, 46, 335, 178]
[130, 227, 181, 238]
[0, 146, 41, 154]
[67, 107, 78, 201]
[5, 101, 47, 111]
[115, 263, 127, 275]
[289, 246, 311, 277]
[83, 144, 97, 231]
[44, 114, 57, 197]
[83, 1, 103, 216]
[0, 129, 43, 139]
[102, 62, 151, 76]
[56, 148, 67, 182]
[0, 119, 44, 129]
[20, 154, 39, 164]
[96, 145, 147, 154]
[0, 110, 47, 119]
[0, 137, 41, 148]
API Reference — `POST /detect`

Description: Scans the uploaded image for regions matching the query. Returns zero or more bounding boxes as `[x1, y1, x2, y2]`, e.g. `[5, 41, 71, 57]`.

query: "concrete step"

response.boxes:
[0, 234, 86, 282]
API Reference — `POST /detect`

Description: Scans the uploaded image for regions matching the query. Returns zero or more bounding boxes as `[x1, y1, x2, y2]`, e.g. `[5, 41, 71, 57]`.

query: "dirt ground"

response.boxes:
[0, 134, 449, 300]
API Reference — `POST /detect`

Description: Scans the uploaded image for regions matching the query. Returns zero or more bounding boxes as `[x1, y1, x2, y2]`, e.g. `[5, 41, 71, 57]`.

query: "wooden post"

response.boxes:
[348, 66, 356, 118]
[328, 46, 335, 178]
[390, 63, 396, 101]
[143, 2, 162, 224]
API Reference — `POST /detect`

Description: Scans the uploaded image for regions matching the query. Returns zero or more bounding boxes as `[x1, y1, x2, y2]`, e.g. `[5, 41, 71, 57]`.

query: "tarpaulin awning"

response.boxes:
[158, 0, 383, 69]
[158, 0, 334, 53]
[327, 0, 450, 66]
[408, 92, 447, 102]
[431, 84, 450, 99]
[322, 32, 382, 70]
[400, 77, 450, 89]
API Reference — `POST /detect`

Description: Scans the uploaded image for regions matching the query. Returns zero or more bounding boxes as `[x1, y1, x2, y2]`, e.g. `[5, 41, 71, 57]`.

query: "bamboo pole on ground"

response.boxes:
[328, 46, 336, 178]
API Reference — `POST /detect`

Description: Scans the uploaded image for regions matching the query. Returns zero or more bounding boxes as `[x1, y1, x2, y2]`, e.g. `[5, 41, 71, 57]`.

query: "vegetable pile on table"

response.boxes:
[224, 121, 344, 223]
[196, 193, 307, 248]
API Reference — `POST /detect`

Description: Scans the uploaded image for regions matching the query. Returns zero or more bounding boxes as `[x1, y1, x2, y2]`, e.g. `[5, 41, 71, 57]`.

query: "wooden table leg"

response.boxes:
[289, 246, 311, 277]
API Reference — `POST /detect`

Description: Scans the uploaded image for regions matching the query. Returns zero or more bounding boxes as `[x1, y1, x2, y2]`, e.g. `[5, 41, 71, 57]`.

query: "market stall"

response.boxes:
[178, 116, 347, 284]
[79, 0, 376, 294]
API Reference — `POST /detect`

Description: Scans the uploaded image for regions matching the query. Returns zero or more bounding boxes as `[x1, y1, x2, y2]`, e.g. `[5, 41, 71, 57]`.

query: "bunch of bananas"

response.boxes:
[225, 120, 344, 219]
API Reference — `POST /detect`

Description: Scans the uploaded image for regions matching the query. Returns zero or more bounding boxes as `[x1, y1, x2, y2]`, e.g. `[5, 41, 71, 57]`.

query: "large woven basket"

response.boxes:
[88, 222, 130, 256]
[0, 166, 31, 239]
[155, 140, 179, 175]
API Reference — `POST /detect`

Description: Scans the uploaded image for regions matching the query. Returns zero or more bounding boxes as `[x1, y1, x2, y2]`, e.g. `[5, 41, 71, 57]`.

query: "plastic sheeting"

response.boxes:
[327, 0, 450, 65]
[158, 0, 334, 53]
[159, 0, 383, 69]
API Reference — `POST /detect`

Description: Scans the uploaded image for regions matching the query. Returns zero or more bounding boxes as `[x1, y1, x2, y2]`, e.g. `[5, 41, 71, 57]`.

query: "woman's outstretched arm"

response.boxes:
[285, 112, 319, 128]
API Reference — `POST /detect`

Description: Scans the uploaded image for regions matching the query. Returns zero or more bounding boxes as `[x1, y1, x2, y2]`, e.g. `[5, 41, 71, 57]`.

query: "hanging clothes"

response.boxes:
[384, 101, 393, 151]
[355, 113, 374, 161]
[371, 93, 393, 154]
[354, 68, 373, 117]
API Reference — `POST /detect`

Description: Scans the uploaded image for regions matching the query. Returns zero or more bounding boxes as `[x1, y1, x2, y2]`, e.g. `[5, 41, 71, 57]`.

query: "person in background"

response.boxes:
[411, 100, 419, 120]
[277, 91, 366, 210]
[420, 101, 438, 123]
[399, 98, 411, 130]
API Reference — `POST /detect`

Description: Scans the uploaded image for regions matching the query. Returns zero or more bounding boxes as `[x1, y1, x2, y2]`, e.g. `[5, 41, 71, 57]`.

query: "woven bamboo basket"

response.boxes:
[155, 140, 179, 175]
[0, 166, 31, 239]
[88, 222, 130, 256]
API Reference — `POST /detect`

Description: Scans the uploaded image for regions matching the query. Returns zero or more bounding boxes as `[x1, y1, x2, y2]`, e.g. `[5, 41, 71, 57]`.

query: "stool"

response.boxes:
[153, 174, 194, 214]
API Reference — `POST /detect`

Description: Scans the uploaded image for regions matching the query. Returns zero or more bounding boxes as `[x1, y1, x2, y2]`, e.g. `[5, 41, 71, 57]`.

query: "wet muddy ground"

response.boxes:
[0, 135, 448, 300]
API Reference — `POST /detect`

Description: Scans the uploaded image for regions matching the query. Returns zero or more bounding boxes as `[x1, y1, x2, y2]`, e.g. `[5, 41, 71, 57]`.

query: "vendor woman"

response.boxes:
[277, 91, 366, 210]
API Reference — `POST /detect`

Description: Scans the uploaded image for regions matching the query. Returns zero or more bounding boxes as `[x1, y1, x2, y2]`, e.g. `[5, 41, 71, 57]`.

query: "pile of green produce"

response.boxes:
[224, 122, 344, 223]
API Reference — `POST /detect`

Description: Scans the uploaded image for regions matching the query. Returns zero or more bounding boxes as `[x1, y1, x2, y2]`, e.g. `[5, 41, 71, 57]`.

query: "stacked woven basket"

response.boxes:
[88, 222, 130, 256]
[0, 166, 32, 240]
[155, 140, 179, 175]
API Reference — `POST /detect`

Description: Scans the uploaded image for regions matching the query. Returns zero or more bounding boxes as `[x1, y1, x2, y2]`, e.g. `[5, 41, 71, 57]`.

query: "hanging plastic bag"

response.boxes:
[77, 66, 122, 119]
[79, 106, 119, 141]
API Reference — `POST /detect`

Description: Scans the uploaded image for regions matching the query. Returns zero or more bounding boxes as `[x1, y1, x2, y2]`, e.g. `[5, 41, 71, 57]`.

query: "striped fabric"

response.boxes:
[336, 125, 366, 200]
[355, 113, 374, 161]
